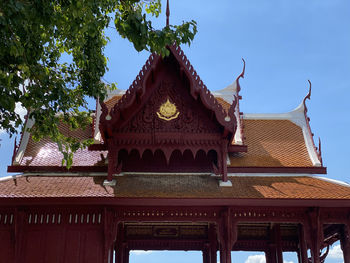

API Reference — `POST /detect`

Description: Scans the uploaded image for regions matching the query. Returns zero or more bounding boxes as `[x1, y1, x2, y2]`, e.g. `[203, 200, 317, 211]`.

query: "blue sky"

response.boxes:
[0, 0, 349, 262]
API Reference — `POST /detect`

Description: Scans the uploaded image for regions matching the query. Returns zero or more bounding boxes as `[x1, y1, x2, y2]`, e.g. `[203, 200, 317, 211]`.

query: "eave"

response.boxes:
[0, 196, 349, 208]
[7, 165, 326, 174]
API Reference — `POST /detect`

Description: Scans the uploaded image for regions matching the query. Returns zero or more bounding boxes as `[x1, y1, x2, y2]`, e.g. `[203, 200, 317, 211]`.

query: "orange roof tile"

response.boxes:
[15, 119, 312, 168]
[0, 175, 349, 200]
[19, 123, 107, 167]
[228, 119, 313, 167]
[13, 96, 313, 169]
[104, 95, 123, 112]
[215, 97, 231, 112]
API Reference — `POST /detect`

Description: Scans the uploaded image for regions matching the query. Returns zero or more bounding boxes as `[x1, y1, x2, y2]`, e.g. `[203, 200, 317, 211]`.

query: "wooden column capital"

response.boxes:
[306, 208, 323, 263]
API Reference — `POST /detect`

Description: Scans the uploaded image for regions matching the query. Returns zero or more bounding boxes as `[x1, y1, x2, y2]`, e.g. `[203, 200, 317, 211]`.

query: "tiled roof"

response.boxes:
[14, 118, 312, 169]
[0, 175, 349, 199]
[229, 119, 313, 167]
[12, 95, 313, 169]
[215, 97, 231, 112]
[19, 123, 107, 167]
[104, 95, 123, 112]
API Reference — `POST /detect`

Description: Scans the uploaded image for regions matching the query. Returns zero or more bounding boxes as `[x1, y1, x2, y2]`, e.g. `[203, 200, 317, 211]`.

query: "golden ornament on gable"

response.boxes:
[157, 98, 180, 121]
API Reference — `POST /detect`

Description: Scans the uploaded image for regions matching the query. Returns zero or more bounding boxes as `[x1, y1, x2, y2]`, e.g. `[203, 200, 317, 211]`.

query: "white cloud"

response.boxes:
[130, 250, 153, 255]
[245, 254, 266, 263]
[15, 102, 27, 120]
[244, 254, 295, 263]
[328, 245, 343, 259]
[0, 102, 27, 135]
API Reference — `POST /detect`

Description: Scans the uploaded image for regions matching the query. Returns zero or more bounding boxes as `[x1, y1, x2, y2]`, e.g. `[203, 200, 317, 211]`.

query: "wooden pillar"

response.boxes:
[306, 208, 323, 263]
[297, 224, 308, 263]
[221, 142, 228, 182]
[210, 246, 217, 263]
[202, 250, 206, 263]
[110, 246, 115, 263]
[115, 223, 125, 263]
[14, 209, 25, 263]
[104, 209, 117, 263]
[203, 243, 210, 263]
[209, 224, 218, 263]
[116, 243, 127, 263]
[123, 246, 129, 263]
[266, 224, 283, 263]
[218, 208, 237, 263]
[265, 245, 277, 263]
[340, 224, 350, 263]
[274, 224, 283, 263]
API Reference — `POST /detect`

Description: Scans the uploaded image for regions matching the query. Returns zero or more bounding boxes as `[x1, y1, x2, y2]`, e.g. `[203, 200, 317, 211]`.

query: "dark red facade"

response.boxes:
[1, 45, 350, 263]
[1, 201, 350, 263]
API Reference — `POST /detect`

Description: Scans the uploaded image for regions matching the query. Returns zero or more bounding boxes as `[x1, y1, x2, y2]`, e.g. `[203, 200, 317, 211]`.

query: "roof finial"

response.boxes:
[235, 58, 246, 93]
[302, 80, 312, 111]
[166, 0, 170, 27]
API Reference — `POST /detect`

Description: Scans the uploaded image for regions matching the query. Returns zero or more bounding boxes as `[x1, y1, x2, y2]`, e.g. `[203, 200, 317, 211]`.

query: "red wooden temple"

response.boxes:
[1, 44, 350, 263]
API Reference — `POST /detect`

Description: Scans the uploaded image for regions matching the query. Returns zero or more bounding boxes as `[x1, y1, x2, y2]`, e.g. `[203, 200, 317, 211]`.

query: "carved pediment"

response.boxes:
[99, 45, 236, 181]
[100, 45, 237, 143]
[117, 80, 221, 136]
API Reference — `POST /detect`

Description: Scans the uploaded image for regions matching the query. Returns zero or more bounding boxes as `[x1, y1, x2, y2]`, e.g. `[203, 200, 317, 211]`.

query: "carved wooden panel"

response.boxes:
[116, 80, 221, 135]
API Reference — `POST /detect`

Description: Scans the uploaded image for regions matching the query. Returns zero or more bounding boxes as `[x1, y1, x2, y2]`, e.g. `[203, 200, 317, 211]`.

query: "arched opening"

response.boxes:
[118, 148, 217, 173]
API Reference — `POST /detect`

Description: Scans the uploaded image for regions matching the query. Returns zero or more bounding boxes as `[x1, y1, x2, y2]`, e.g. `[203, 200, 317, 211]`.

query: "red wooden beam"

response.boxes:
[7, 165, 327, 174]
[1, 197, 349, 208]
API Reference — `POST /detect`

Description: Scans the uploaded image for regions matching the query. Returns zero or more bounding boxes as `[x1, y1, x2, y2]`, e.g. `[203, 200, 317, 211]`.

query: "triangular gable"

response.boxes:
[98, 45, 239, 182]
[99, 45, 237, 141]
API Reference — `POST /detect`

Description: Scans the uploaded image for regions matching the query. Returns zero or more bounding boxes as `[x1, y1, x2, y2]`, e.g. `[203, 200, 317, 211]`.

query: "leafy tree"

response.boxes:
[0, 0, 197, 167]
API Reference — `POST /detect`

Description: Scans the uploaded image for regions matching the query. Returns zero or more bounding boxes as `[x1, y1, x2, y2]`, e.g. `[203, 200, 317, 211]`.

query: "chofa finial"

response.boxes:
[235, 58, 246, 93]
[302, 80, 312, 113]
[166, 0, 170, 27]
[239, 58, 246, 79]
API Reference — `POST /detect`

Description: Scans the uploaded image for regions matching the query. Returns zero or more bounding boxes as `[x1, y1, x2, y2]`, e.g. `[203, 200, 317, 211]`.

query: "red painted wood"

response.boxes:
[2, 197, 350, 209]
[208, 224, 218, 263]
[273, 224, 283, 263]
[98, 47, 238, 181]
[0, 204, 348, 262]
[7, 165, 327, 174]
[307, 209, 322, 263]
[0, 229, 15, 262]
[298, 224, 308, 263]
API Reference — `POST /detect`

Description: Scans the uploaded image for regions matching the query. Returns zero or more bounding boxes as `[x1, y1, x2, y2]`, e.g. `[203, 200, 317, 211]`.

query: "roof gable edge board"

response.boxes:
[213, 59, 245, 145]
[12, 118, 35, 165]
[243, 101, 321, 167]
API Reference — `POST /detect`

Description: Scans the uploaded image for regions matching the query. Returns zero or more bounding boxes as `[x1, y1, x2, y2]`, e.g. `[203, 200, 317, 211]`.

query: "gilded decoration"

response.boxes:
[157, 98, 180, 121]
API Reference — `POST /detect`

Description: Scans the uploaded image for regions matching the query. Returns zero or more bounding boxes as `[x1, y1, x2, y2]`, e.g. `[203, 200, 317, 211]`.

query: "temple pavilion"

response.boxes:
[1, 44, 350, 263]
